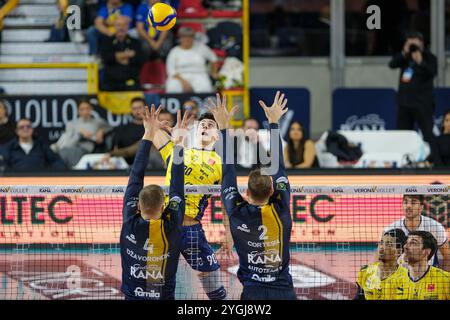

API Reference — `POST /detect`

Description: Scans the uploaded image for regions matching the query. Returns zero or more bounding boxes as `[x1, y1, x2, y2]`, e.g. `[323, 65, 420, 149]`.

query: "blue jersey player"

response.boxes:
[210, 91, 297, 300]
[120, 105, 191, 300]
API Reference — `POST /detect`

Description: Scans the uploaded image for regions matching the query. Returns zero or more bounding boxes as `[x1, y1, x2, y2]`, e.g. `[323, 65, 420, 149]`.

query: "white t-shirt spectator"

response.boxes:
[166, 43, 217, 93]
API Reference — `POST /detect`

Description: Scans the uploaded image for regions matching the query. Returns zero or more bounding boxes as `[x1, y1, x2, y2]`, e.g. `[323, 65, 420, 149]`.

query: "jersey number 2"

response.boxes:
[258, 225, 268, 240]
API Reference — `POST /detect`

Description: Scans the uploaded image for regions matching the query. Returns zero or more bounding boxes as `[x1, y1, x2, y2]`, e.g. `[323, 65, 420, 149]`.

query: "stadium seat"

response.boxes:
[139, 61, 167, 93]
[211, 9, 242, 18]
[177, 0, 208, 18]
[212, 48, 227, 70]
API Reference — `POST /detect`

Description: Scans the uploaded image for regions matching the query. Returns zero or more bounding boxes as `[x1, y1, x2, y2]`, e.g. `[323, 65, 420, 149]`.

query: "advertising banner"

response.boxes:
[1, 183, 448, 245]
[332, 88, 397, 131]
[333, 88, 450, 132]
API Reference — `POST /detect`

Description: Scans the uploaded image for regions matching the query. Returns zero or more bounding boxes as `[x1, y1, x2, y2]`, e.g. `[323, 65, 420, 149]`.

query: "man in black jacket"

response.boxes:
[100, 15, 145, 91]
[0, 119, 66, 171]
[389, 31, 438, 163]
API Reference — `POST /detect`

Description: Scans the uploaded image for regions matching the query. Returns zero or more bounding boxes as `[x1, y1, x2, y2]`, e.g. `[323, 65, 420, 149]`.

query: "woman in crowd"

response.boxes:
[283, 120, 317, 168]
[52, 99, 110, 168]
[165, 26, 218, 93]
[434, 110, 450, 167]
[0, 100, 15, 145]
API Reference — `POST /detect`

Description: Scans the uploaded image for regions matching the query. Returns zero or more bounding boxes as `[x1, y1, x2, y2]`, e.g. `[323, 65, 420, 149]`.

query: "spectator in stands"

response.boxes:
[52, 99, 110, 168]
[182, 100, 201, 126]
[100, 15, 145, 91]
[234, 118, 268, 170]
[166, 26, 218, 93]
[136, 0, 172, 60]
[434, 110, 450, 167]
[284, 121, 317, 168]
[0, 100, 15, 145]
[87, 0, 134, 55]
[158, 108, 175, 127]
[47, 0, 69, 42]
[389, 31, 439, 164]
[0, 119, 66, 171]
[105, 96, 145, 165]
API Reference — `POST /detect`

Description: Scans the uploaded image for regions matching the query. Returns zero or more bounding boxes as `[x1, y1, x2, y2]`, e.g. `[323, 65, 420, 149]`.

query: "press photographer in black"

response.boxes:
[389, 32, 440, 166]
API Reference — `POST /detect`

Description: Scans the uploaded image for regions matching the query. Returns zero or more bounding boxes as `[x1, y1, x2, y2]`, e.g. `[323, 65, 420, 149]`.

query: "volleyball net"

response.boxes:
[0, 184, 448, 300]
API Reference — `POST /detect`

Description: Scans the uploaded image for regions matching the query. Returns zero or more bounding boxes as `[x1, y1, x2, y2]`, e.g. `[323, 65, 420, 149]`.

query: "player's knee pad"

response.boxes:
[199, 270, 227, 300]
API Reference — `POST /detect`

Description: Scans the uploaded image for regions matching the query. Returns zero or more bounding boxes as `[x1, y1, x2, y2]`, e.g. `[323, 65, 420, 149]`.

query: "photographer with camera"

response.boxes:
[389, 31, 440, 166]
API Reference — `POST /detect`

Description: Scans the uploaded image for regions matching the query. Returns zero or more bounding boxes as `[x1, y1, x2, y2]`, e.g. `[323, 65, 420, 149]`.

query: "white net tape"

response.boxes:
[1, 184, 449, 195]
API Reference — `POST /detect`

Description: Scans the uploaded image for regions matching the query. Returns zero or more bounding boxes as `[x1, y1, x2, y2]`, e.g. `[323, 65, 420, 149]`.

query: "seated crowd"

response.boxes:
[1, 97, 449, 171]
[0, 96, 318, 171]
[53, 0, 243, 93]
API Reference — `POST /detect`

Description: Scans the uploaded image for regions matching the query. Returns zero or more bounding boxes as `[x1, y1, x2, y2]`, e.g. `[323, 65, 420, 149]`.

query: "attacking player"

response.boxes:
[120, 105, 190, 300]
[395, 231, 450, 300]
[214, 91, 297, 300]
[151, 97, 227, 300]
[384, 194, 450, 271]
[356, 229, 408, 300]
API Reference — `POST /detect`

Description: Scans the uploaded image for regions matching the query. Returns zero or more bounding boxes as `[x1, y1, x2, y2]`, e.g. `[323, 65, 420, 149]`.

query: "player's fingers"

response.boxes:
[151, 104, 157, 117]
[176, 110, 181, 127]
[281, 98, 288, 110]
[222, 94, 227, 110]
[278, 93, 285, 106]
[181, 110, 190, 127]
[207, 98, 217, 110]
[273, 90, 280, 105]
[216, 93, 222, 109]
[155, 105, 162, 118]
[258, 100, 269, 111]
[144, 105, 150, 119]
[230, 105, 239, 117]
[187, 114, 195, 126]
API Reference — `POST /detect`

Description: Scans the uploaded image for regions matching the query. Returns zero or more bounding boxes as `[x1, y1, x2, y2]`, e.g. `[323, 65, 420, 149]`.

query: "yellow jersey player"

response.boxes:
[152, 96, 226, 300]
[356, 229, 408, 300]
[395, 230, 450, 300]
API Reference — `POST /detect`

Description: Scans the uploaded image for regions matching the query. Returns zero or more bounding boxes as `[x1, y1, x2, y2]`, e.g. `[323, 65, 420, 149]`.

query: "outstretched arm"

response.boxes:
[209, 94, 240, 260]
[166, 110, 193, 226]
[123, 105, 164, 221]
[208, 93, 241, 215]
[258, 91, 290, 208]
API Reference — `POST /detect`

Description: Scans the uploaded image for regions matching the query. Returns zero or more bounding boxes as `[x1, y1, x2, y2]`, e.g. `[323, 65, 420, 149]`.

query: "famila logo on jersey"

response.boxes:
[134, 287, 161, 299]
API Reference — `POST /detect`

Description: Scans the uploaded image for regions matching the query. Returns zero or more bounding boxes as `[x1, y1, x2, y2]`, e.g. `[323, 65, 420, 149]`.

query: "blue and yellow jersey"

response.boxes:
[98, 3, 134, 33]
[135, 2, 159, 40]
[356, 263, 407, 300]
[221, 124, 293, 288]
[120, 140, 185, 300]
[393, 266, 450, 300]
[159, 141, 222, 221]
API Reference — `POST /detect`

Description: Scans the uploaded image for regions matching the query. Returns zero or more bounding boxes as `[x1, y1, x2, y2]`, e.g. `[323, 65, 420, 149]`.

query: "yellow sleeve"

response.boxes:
[215, 162, 222, 184]
[357, 268, 366, 289]
[443, 271, 450, 299]
[159, 141, 174, 163]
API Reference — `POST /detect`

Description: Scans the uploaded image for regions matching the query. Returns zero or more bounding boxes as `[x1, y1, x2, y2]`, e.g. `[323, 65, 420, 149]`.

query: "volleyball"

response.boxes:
[147, 2, 177, 31]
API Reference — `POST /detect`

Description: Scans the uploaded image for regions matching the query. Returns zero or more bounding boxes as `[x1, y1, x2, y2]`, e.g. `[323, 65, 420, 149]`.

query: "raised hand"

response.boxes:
[172, 109, 193, 146]
[207, 93, 239, 130]
[142, 104, 166, 141]
[258, 90, 288, 124]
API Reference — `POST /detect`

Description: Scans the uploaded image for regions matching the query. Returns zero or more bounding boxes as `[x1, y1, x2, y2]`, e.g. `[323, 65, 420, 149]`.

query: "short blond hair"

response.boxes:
[139, 185, 165, 211]
[248, 169, 272, 202]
